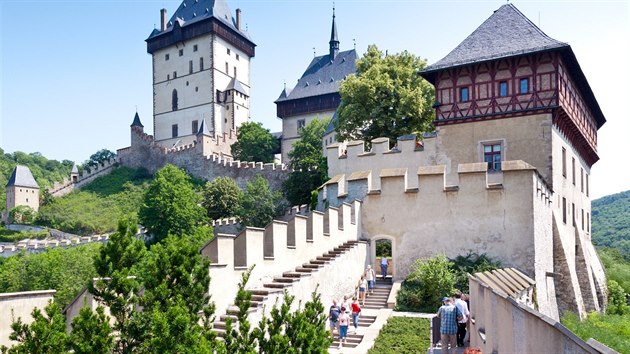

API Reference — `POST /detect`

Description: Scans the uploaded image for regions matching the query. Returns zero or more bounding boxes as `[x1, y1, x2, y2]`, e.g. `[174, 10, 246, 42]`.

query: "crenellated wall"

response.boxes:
[117, 126, 290, 191]
[201, 200, 363, 320]
[48, 159, 119, 197]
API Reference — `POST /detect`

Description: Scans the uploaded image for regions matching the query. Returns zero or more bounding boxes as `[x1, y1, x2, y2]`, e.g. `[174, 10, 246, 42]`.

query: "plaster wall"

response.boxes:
[281, 110, 335, 162]
[5, 186, 39, 212]
[0, 290, 55, 348]
[63, 288, 113, 334]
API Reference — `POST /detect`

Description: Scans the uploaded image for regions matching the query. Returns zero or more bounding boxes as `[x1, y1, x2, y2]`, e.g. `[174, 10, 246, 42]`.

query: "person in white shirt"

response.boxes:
[365, 265, 375, 295]
[454, 293, 470, 347]
[380, 256, 388, 280]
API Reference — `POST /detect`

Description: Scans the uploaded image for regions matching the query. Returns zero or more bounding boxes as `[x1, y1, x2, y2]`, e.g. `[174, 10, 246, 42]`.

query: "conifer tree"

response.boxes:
[1, 302, 68, 354]
[69, 306, 114, 354]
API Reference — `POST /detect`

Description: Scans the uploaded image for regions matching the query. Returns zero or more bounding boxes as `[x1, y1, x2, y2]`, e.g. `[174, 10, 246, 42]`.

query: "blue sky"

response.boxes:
[1, 0, 628, 198]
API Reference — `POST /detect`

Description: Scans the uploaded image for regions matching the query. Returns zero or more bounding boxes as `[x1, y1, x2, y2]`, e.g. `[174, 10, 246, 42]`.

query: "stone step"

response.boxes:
[273, 277, 299, 283]
[303, 263, 322, 269]
[328, 250, 343, 255]
[219, 314, 237, 322]
[295, 267, 315, 273]
[251, 294, 266, 302]
[310, 259, 328, 265]
[282, 271, 305, 278]
[214, 321, 227, 329]
[250, 288, 282, 296]
[317, 256, 335, 261]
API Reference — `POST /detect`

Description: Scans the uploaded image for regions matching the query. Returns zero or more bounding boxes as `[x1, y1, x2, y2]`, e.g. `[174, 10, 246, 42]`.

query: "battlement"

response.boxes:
[201, 200, 361, 317]
[0, 234, 110, 256]
[49, 158, 119, 197]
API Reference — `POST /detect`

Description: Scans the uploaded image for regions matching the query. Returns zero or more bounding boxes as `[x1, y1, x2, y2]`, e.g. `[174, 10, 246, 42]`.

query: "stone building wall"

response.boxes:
[0, 290, 56, 347]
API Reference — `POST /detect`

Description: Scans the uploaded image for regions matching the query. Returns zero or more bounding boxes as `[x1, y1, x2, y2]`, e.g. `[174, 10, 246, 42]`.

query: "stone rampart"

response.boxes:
[0, 235, 110, 257]
[201, 200, 362, 320]
[49, 158, 119, 197]
[118, 127, 289, 191]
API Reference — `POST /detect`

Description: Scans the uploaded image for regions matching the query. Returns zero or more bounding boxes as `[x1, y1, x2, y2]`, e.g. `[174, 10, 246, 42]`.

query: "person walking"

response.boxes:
[365, 265, 376, 295]
[358, 275, 367, 305]
[437, 297, 462, 354]
[338, 307, 350, 348]
[380, 256, 388, 280]
[341, 295, 350, 315]
[351, 296, 361, 334]
[328, 299, 341, 338]
[454, 293, 470, 347]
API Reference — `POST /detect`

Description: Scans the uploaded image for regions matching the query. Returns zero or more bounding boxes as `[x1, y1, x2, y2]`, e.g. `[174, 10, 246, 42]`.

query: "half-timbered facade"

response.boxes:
[146, 0, 255, 149]
[420, 3, 607, 316]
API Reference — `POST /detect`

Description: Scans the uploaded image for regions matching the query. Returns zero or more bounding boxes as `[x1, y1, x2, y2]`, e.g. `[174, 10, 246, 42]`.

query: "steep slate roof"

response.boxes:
[196, 118, 212, 136]
[131, 112, 144, 128]
[275, 49, 357, 103]
[424, 4, 567, 72]
[6, 165, 39, 189]
[421, 3, 606, 128]
[226, 77, 249, 96]
[147, 0, 252, 41]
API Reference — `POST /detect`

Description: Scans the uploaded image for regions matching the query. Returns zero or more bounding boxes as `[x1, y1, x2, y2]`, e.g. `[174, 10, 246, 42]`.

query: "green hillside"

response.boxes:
[592, 190, 630, 260]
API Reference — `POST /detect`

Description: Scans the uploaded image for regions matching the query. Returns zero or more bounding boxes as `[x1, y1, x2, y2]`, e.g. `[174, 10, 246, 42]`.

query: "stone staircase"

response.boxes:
[213, 240, 361, 336]
[329, 277, 393, 350]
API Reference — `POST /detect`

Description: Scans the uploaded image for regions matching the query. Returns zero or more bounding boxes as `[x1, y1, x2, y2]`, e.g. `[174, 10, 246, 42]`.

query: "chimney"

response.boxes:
[235, 8, 241, 30]
[160, 8, 167, 31]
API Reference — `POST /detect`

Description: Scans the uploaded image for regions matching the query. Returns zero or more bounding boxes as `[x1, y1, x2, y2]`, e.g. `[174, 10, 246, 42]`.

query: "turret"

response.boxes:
[329, 7, 339, 60]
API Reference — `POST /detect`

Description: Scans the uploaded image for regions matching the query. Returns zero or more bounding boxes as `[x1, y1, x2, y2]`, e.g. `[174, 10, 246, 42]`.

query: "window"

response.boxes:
[460, 87, 469, 102]
[499, 81, 508, 97]
[562, 197, 567, 224]
[172, 89, 178, 111]
[227, 48, 231, 55]
[581, 168, 584, 193]
[172, 124, 178, 138]
[234, 66, 237, 78]
[167, 74, 170, 80]
[483, 143, 502, 171]
[586, 174, 590, 197]
[225, 62, 229, 73]
[572, 203, 576, 226]
[520, 78, 529, 93]
[192, 120, 199, 134]
[587, 212, 590, 232]
[189, 60, 193, 74]
[165, 53, 170, 61]
[581, 209, 584, 230]
[297, 119, 306, 133]
[236, 54, 240, 61]
[572, 158, 576, 185]
[173, 71, 177, 79]
[179, 49, 183, 56]
[193, 44, 198, 52]
[199, 57, 204, 71]
[562, 147, 566, 177]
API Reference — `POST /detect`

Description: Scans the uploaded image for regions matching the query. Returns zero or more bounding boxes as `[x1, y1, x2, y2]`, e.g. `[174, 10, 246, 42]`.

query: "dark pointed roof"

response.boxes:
[226, 77, 249, 96]
[277, 85, 292, 101]
[424, 4, 567, 73]
[196, 118, 212, 136]
[329, 8, 339, 58]
[421, 3, 605, 128]
[131, 112, 144, 128]
[275, 49, 357, 103]
[6, 165, 39, 189]
[147, 0, 252, 41]
[71, 165, 79, 174]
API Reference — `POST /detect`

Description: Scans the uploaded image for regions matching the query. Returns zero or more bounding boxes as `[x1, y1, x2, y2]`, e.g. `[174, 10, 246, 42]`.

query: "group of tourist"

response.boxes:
[437, 293, 471, 354]
[327, 261, 389, 348]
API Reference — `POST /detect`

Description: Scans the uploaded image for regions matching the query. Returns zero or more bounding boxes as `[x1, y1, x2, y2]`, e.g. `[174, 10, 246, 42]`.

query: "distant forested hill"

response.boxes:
[592, 190, 630, 259]
[0, 149, 74, 209]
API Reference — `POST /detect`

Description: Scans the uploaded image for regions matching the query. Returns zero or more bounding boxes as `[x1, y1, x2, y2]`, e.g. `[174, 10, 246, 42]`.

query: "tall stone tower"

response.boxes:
[5, 165, 40, 219]
[146, 0, 255, 148]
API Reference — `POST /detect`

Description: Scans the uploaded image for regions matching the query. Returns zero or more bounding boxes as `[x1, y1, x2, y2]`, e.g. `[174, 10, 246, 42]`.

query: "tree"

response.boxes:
[69, 306, 114, 354]
[2, 302, 68, 354]
[230, 122, 278, 163]
[84, 149, 116, 170]
[237, 175, 279, 228]
[336, 45, 435, 144]
[284, 118, 329, 206]
[202, 177, 242, 220]
[138, 164, 208, 244]
[606, 280, 630, 315]
[8, 206, 37, 225]
[396, 255, 456, 312]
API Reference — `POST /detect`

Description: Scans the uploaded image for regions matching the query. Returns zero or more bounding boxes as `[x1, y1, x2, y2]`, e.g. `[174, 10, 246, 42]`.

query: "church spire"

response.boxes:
[329, 5, 339, 60]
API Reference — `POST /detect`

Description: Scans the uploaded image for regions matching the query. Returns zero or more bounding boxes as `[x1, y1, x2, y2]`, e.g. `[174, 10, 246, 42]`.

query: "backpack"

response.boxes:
[329, 306, 340, 322]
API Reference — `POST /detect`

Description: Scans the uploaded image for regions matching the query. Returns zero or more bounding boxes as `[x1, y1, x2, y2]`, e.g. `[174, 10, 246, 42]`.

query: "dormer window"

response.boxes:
[460, 87, 469, 102]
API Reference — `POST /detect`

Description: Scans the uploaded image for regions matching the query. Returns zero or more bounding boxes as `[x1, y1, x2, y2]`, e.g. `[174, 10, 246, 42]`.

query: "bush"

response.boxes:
[368, 317, 430, 354]
[450, 252, 501, 293]
[396, 255, 456, 312]
[376, 240, 392, 257]
[9, 205, 37, 224]
[202, 177, 242, 220]
[606, 280, 630, 315]
[598, 248, 630, 294]
[562, 311, 630, 353]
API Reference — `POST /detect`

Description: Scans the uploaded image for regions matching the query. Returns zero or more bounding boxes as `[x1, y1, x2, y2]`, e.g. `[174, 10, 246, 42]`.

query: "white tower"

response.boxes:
[146, 0, 255, 148]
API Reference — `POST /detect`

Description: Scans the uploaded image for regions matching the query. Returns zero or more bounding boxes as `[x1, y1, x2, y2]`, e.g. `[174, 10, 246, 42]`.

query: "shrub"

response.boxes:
[0, 227, 48, 242]
[9, 205, 37, 224]
[202, 177, 242, 220]
[606, 280, 630, 315]
[368, 317, 430, 354]
[562, 311, 630, 353]
[450, 252, 501, 293]
[396, 255, 456, 312]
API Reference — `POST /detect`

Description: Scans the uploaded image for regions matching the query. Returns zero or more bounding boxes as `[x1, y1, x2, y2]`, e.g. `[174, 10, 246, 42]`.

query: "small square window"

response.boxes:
[227, 48, 231, 55]
[483, 143, 502, 171]
[297, 119, 306, 132]
[173, 71, 177, 79]
[192, 120, 199, 134]
[236, 54, 240, 61]
[499, 81, 508, 97]
[460, 87, 469, 102]
[193, 44, 198, 52]
[520, 78, 529, 93]
[172, 124, 178, 138]
[165, 53, 170, 61]
[179, 49, 184, 56]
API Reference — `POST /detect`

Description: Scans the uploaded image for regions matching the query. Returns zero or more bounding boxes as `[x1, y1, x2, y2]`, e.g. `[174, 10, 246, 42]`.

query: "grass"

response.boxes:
[368, 317, 430, 354]
[0, 227, 49, 242]
[562, 312, 630, 354]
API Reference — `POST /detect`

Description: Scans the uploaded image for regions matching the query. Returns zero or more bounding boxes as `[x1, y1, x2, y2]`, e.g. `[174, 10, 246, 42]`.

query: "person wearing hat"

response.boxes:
[437, 296, 462, 354]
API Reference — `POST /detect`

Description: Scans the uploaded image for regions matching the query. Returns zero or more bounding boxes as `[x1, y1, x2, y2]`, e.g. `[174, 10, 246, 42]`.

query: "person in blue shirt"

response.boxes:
[437, 297, 462, 354]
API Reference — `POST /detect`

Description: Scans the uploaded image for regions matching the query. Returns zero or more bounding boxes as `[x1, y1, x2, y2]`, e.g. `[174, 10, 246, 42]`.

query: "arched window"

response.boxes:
[172, 89, 178, 111]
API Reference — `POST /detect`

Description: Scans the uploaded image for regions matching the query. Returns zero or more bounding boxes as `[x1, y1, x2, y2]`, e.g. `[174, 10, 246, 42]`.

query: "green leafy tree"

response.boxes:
[220, 267, 257, 354]
[606, 279, 630, 315]
[2, 302, 68, 354]
[237, 175, 279, 228]
[138, 164, 208, 244]
[89, 218, 146, 353]
[230, 122, 278, 163]
[450, 252, 501, 293]
[84, 149, 116, 170]
[202, 177, 243, 220]
[284, 118, 329, 206]
[8, 206, 37, 225]
[396, 255, 456, 312]
[69, 306, 114, 354]
[336, 45, 435, 144]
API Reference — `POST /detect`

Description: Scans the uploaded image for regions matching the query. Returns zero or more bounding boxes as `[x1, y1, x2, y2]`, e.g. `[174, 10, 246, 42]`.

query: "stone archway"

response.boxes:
[370, 235, 396, 281]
